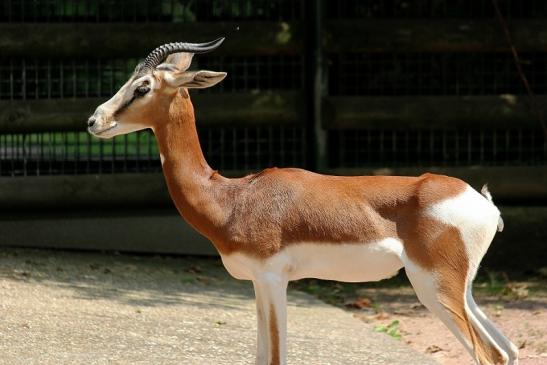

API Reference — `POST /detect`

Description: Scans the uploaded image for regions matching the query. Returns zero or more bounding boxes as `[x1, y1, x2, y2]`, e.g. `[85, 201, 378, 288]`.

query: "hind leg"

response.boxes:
[466, 287, 519, 364]
[403, 257, 509, 365]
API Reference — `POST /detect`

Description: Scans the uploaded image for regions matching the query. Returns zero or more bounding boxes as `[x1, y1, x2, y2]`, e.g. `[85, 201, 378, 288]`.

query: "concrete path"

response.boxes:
[0, 248, 437, 365]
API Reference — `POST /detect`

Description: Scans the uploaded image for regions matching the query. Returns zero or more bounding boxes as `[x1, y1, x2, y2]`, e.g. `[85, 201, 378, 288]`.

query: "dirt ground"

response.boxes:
[0, 248, 438, 365]
[0, 247, 544, 364]
[292, 273, 547, 365]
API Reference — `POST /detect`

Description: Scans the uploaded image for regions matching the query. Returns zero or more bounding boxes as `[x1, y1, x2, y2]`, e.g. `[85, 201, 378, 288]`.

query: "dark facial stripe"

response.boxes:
[113, 94, 137, 118]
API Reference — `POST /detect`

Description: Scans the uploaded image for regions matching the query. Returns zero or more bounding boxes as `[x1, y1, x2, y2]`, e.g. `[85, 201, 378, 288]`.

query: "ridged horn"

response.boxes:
[138, 37, 225, 74]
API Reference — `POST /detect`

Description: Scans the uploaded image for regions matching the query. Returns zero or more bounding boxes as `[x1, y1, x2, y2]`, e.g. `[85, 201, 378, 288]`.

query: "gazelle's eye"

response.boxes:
[134, 86, 150, 97]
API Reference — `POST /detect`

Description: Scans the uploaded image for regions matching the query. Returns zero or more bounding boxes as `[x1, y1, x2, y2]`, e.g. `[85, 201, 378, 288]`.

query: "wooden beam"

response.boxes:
[324, 95, 547, 129]
[1, 173, 546, 268]
[0, 173, 171, 210]
[0, 98, 100, 133]
[0, 92, 302, 133]
[4, 19, 545, 57]
[2, 94, 541, 132]
[0, 210, 217, 256]
[1, 166, 545, 210]
[0, 21, 302, 58]
[194, 92, 303, 126]
[1, 206, 546, 271]
[0, 172, 254, 210]
[326, 19, 547, 52]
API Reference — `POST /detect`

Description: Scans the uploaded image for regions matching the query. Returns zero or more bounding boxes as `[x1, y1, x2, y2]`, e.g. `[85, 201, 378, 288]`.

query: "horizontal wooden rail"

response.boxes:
[5, 19, 546, 58]
[3, 94, 544, 133]
[0, 209, 217, 256]
[1, 166, 546, 210]
[0, 22, 302, 58]
[0, 91, 303, 132]
[325, 19, 547, 52]
[0, 173, 170, 210]
[2, 205, 546, 270]
[324, 95, 547, 129]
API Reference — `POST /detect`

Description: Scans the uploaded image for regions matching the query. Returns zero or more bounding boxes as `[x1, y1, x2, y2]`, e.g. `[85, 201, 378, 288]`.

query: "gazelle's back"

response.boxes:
[219, 168, 470, 257]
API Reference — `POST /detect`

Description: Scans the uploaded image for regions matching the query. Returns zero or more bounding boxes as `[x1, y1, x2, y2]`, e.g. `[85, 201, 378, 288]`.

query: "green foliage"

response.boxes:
[373, 320, 401, 340]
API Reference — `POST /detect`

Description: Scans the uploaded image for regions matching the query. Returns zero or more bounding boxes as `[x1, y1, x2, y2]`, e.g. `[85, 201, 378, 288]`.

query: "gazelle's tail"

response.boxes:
[481, 184, 504, 232]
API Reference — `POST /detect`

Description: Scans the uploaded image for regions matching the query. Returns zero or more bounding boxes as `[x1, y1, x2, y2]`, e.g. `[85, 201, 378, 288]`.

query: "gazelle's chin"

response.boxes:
[88, 121, 118, 139]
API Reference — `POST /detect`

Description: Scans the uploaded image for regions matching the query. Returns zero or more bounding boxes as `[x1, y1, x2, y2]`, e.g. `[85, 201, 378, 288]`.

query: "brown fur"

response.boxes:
[269, 304, 280, 365]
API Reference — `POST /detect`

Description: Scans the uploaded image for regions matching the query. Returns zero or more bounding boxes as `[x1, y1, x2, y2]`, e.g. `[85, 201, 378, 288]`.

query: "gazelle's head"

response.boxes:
[88, 38, 227, 139]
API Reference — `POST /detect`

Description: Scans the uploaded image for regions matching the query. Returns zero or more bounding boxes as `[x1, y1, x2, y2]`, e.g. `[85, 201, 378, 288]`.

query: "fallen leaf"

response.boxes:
[185, 266, 202, 274]
[374, 311, 390, 320]
[13, 270, 31, 278]
[503, 283, 529, 300]
[426, 345, 444, 354]
[196, 276, 210, 285]
[344, 297, 372, 309]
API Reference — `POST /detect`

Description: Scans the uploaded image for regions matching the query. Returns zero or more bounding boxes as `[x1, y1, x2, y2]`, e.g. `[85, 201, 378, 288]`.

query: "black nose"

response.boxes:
[87, 117, 96, 127]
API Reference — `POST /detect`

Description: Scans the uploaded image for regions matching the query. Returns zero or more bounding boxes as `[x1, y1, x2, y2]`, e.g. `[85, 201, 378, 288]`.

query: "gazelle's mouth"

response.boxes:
[89, 122, 118, 138]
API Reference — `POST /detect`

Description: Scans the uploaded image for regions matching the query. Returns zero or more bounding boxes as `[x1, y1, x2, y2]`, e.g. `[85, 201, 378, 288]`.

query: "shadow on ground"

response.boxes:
[0, 247, 322, 310]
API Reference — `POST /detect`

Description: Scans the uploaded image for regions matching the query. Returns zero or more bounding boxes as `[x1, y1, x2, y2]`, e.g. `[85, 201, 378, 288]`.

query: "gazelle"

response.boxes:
[88, 38, 518, 365]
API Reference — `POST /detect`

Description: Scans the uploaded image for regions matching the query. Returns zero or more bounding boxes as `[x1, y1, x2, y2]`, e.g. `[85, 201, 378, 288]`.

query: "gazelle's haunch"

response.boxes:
[88, 38, 518, 365]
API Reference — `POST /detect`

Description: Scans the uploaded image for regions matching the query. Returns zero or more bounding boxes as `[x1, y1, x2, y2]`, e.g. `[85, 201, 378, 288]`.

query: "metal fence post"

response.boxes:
[305, 0, 327, 171]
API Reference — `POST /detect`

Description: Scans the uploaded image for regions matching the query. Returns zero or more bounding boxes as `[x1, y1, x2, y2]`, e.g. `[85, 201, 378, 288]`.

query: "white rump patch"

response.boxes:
[425, 185, 501, 279]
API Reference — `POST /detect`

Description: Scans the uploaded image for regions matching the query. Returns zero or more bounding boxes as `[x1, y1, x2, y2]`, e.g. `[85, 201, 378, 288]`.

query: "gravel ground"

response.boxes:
[0, 248, 438, 365]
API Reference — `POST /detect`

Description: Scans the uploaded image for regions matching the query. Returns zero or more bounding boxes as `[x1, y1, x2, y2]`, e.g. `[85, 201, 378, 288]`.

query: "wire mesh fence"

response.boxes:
[0, 0, 546, 177]
[195, 56, 303, 93]
[328, 129, 547, 168]
[0, 126, 306, 176]
[12, 52, 543, 100]
[0, 0, 302, 23]
[0, 56, 303, 100]
[329, 52, 547, 96]
[327, 0, 547, 19]
[0, 59, 137, 100]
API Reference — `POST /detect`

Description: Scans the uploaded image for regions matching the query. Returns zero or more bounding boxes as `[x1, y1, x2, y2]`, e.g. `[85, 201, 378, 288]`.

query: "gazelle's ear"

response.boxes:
[165, 70, 227, 89]
[164, 52, 194, 72]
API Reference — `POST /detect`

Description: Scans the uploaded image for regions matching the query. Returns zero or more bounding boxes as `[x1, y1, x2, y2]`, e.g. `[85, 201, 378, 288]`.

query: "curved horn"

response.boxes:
[139, 37, 225, 74]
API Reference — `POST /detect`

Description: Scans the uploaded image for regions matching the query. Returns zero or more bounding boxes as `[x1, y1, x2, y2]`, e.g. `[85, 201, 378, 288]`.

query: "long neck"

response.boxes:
[152, 92, 228, 241]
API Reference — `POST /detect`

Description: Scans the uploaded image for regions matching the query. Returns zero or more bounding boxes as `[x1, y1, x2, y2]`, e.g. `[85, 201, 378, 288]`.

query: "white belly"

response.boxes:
[220, 238, 404, 283]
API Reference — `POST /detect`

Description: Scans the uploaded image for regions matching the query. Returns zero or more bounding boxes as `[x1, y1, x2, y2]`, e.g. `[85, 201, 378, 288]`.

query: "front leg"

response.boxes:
[253, 273, 288, 365]
[253, 281, 268, 365]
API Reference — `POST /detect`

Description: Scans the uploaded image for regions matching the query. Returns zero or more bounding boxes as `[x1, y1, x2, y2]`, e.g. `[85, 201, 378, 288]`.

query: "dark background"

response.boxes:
[0, 0, 545, 272]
